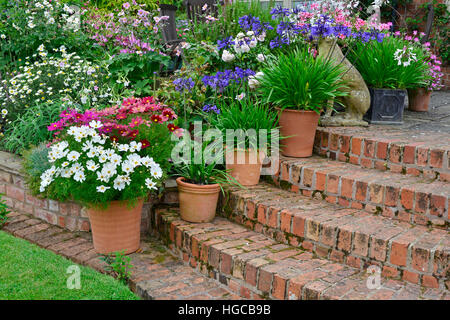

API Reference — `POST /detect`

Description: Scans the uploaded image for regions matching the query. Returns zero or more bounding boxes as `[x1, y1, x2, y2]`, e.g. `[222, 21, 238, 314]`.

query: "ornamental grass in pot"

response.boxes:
[348, 36, 429, 123]
[25, 97, 180, 254]
[205, 98, 279, 186]
[257, 46, 348, 158]
[173, 141, 237, 223]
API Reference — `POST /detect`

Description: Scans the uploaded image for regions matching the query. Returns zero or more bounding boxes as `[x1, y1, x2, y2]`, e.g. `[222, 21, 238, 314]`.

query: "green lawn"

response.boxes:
[0, 231, 138, 300]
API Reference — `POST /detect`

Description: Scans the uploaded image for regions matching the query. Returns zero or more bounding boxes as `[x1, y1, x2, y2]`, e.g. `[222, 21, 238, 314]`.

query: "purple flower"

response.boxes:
[202, 104, 220, 114]
[173, 77, 195, 92]
[238, 15, 273, 35]
[217, 36, 235, 50]
[270, 5, 291, 20]
[202, 68, 255, 92]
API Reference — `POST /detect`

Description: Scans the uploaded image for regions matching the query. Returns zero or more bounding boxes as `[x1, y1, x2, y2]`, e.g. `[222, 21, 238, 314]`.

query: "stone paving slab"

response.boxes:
[154, 207, 450, 300]
[2, 211, 239, 300]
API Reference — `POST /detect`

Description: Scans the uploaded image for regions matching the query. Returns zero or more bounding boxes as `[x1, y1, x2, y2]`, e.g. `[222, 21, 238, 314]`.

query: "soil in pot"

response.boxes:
[408, 88, 431, 112]
[277, 108, 320, 158]
[176, 177, 220, 223]
[88, 198, 144, 255]
[225, 148, 265, 186]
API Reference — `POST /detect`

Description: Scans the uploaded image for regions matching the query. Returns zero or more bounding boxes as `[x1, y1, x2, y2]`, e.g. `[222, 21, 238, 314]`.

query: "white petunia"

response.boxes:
[89, 120, 103, 129]
[150, 165, 163, 179]
[121, 160, 134, 174]
[67, 151, 80, 161]
[96, 185, 110, 193]
[86, 160, 100, 171]
[113, 178, 126, 191]
[117, 144, 129, 152]
[145, 178, 157, 190]
[129, 141, 142, 152]
[73, 171, 86, 182]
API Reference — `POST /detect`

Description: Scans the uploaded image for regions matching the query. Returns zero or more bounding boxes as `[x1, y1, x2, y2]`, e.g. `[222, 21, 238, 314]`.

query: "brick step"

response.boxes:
[314, 127, 450, 182]
[153, 206, 449, 300]
[2, 211, 239, 300]
[219, 183, 449, 289]
[275, 155, 449, 228]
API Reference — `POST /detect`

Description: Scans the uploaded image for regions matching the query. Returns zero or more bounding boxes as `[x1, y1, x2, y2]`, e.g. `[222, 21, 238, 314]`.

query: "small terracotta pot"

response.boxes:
[277, 108, 320, 158]
[408, 88, 431, 112]
[225, 148, 265, 186]
[176, 177, 220, 223]
[87, 198, 144, 255]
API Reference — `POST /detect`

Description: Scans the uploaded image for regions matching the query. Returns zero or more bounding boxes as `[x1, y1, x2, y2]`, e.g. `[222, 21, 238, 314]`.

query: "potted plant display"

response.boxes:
[348, 36, 429, 123]
[28, 97, 180, 254]
[258, 46, 348, 157]
[204, 99, 279, 186]
[174, 141, 236, 223]
[404, 32, 444, 112]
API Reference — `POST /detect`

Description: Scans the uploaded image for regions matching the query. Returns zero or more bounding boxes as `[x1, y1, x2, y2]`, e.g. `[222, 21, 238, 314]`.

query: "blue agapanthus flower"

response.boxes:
[173, 77, 195, 92]
[217, 36, 235, 50]
[202, 67, 255, 92]
[270, 5, 291, 20]
[202, 104, 220, 114]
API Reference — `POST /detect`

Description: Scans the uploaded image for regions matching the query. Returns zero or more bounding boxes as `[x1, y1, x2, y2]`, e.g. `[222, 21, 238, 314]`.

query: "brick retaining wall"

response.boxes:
[0, 151, 157, 233]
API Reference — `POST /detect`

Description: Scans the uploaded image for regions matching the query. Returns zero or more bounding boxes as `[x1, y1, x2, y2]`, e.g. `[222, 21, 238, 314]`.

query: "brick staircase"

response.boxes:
[151, 126, 449, 300]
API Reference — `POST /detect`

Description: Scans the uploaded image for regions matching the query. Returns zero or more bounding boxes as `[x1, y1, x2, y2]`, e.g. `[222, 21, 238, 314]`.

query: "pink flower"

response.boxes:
[128, 116, 144, 128]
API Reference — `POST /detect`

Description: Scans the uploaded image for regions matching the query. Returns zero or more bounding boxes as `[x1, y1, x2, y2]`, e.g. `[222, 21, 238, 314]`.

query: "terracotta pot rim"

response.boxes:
[176, 177, 220, 190]
[88, 197, 145, 210]
[275, 107, 320, 114]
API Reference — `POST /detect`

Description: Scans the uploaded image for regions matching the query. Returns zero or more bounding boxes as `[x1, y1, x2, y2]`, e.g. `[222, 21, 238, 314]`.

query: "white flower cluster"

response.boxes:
[40, 123, 162, 194]
[0, 45, 114, 111]
[394, 46, 417, 67]
[221, 31, 266, 63]
[248, 71, 265, 89]
[16, 0, 80, 32]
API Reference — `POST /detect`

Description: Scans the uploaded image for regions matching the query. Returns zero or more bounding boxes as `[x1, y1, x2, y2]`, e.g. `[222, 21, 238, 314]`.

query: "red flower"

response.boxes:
[116, 112, 127, 120]
[167, 123, 179, 132]
[128, 129, 139, 139]
[110, 136, 120, 143]
[151, 114, 163, 123]
[162, 108, 176, 120]
[140, 139, 150, 149]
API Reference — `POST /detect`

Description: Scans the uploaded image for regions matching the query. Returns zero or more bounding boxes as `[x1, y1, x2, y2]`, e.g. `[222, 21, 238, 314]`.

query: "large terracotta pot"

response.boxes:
[176, 177, 220, 223]
[408, 88, 431, 112]
[225, 148, 265, 186]
[87, 198, 144, 255]
[277, 108, 320, 158]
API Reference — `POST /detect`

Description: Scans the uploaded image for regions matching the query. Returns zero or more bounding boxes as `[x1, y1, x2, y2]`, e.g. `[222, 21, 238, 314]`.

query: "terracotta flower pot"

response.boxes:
[87, 198, 144, 255]
[225, 148, 265, 186]
[176, 177, 220, 223]
[408, 88, 431, 112]
[276, 108, 320, 158]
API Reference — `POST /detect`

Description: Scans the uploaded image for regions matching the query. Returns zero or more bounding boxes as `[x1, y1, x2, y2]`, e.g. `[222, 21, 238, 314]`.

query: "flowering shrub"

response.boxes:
[0, 45, 120, 125]
[84, 1, 166, 56]
[83, 2, 171, 95]
[30, 96, 181, 207]
[393, 31, 444, 91]
[215, 3, 391, 71]
[0, 0, 90, 70]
